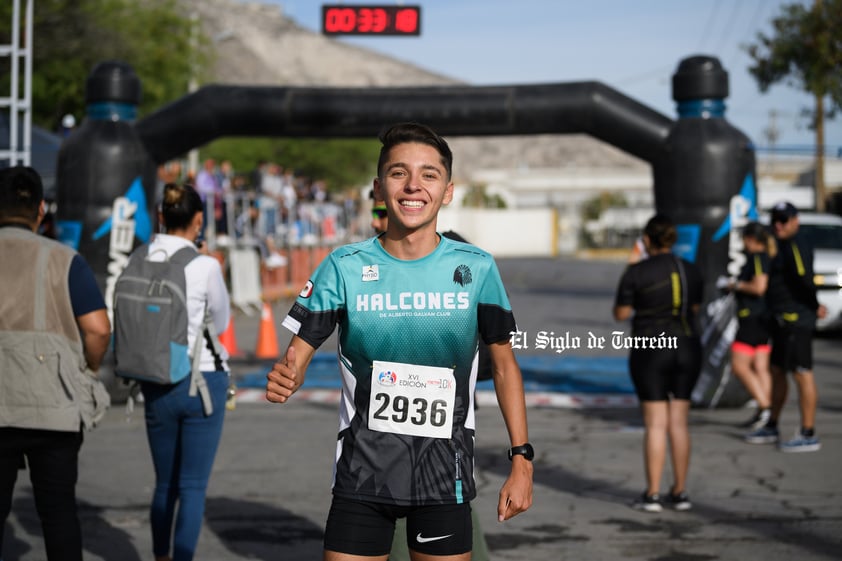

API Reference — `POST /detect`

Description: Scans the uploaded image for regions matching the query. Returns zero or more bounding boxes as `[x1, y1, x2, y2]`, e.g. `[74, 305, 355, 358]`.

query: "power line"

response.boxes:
[615, 65, 674, 88]
[715, 0, 744, 55]
[697, 0, 722, 51]
[727, 0, 770, 72]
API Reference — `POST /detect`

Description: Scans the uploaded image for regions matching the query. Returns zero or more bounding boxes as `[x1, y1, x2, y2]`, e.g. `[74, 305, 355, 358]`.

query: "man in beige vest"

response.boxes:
[0, 166, 110, 561]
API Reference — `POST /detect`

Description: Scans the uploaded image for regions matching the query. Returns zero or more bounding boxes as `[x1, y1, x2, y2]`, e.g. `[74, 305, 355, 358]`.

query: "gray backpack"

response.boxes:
[113, 244, 221, 414]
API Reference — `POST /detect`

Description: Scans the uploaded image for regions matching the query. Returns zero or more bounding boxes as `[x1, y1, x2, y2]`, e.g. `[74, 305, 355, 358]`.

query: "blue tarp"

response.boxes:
[240, 353, 634, 394]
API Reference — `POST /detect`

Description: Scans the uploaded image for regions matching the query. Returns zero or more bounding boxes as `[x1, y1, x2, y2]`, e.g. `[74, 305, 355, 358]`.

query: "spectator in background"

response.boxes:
[234, 195, 287, 270]
[369, 188, 388, 235]
[311, 179, 328, 202]
[279, 166, 298, 223]
[195, 159, 224, 237]
[133, 183, 231, 561]
[195, 158, 220, 203]
[217, 160, 234, 194]
[215, 160, 235, 236]
[614, 214, 703, 513]
[257, 163, 282, 241]
[745, 202, 826, 452]
[250, 159, 267, 193]
[720, 222, 774, 432]
[0, 166, 111, 561]
[262, 163, 283, 203]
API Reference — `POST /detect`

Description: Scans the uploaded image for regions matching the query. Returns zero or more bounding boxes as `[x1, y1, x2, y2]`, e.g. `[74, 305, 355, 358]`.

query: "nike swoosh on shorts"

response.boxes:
[416, 532, 454, 544]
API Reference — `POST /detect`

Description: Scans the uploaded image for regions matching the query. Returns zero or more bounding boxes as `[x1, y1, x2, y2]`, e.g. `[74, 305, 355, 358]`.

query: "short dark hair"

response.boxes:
[0, 166, 43, 223]
[742, 221, 770, 245]
[160, 183, 203, 232]
[377, 122, 453, 180]
[644, 213, 677, 250]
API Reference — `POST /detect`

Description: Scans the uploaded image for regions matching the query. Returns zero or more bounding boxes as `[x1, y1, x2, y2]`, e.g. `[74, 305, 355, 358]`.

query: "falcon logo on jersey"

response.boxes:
[453, 264, 472, 287]
[299, 280, 314, 298]
[362, 265, 380, 282]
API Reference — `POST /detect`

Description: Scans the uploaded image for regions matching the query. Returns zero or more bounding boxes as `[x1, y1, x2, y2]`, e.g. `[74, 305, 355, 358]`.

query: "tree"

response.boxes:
[461, 182, 507, 208]
[581, 192, 628, 221]
[203, 137, 381, 193]
[0, 0, 206, 131]
[1, 1, 376, 190]
[745, 0, 842, 212]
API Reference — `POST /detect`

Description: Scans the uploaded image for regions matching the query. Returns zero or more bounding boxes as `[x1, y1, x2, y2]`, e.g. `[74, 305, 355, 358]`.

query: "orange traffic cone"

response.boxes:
[255, 302, 280, 359]
[219, 318, 241, 358]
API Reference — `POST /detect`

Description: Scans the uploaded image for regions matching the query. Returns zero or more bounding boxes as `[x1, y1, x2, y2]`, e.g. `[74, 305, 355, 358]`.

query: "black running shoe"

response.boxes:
[632, 492, 662, 513]
[668, 490, 692, 511]
[739, 409, 771, 430]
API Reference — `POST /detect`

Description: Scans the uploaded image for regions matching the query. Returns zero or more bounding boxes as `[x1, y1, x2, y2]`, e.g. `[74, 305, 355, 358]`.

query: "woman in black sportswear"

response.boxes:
[723, 222, 774, 432]
[613, 214, 704, 513]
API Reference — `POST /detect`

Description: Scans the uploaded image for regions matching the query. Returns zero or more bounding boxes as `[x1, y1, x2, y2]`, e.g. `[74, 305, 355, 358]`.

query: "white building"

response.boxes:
[443, 152, 841, 256]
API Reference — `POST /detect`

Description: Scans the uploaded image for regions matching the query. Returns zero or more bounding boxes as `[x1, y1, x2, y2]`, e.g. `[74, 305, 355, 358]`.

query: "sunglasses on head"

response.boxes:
[772, 215, 790, 224]
[371, 207, 387, 219]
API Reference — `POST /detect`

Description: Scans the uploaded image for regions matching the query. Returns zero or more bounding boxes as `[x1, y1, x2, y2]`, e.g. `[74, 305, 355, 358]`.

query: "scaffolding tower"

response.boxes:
[1, 0, 34, 166]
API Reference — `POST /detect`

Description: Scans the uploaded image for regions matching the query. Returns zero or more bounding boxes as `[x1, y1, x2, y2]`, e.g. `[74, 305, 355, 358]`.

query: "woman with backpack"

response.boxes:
[133, 183, 230, 561]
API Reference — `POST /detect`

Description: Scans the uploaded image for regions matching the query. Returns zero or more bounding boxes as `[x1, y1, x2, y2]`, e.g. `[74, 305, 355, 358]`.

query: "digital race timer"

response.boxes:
[321, 5, 421, 36]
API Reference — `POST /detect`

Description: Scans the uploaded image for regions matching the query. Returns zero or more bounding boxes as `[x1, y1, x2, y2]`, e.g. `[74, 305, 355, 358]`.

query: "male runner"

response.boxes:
[266, 122, 533, 560]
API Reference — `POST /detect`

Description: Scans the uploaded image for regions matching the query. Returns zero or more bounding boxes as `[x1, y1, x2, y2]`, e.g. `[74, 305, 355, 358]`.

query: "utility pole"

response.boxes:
[813, 0, 826, 212]
[763, 109, 780, 177]
[187, 11, 199, 179]
[815, 90, 826, 212]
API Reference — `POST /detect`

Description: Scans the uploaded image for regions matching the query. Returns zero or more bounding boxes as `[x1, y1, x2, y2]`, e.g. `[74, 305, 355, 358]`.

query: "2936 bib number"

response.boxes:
[368, 360, 456, 439]
[372, 394, 448, 427]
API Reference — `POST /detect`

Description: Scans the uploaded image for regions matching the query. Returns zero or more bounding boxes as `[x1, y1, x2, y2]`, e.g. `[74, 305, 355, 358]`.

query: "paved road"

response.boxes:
[4, 257, 841, 560]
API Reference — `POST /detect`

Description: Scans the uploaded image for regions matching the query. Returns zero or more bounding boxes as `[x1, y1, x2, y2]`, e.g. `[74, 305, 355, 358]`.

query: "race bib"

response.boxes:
[369, 360, 456, 439]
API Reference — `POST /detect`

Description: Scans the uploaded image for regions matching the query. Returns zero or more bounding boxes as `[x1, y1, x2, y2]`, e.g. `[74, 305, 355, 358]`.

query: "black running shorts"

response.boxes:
[629, 338, 702, 401]
[324, 495, 472, 556]
[733, 317, 771, 349]
[770, 322, 813, 373]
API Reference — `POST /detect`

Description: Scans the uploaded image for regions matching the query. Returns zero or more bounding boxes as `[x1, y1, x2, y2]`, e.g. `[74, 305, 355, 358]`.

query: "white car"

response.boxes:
[797, 213, 842, 331]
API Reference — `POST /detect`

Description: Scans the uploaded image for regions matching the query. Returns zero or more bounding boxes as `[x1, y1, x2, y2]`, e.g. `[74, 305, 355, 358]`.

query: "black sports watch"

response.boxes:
[507, 443, 534, 461]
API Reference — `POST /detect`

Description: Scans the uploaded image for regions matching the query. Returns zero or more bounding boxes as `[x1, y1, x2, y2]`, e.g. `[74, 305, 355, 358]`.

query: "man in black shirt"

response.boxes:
[745, 202, 826, 452]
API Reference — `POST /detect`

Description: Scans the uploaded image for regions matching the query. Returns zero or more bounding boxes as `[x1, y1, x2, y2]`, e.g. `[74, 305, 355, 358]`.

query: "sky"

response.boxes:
[261, 0, 841, 156]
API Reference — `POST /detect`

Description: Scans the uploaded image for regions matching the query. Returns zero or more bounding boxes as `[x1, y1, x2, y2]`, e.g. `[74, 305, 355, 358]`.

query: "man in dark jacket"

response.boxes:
[745, 202, 826, 452]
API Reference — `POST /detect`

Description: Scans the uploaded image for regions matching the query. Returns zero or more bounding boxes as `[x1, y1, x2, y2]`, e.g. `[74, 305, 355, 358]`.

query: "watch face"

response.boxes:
[509, 443, 534, 461]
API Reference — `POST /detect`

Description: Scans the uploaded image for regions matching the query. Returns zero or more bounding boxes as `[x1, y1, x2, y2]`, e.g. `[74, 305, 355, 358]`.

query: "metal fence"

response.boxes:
[201, 191, 368, 306]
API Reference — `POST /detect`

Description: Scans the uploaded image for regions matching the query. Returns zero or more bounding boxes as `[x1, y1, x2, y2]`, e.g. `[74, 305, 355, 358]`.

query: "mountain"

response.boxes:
[179, 0, 649, 181]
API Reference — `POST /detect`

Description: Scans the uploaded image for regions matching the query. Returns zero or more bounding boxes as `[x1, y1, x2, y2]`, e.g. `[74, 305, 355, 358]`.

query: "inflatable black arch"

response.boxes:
[56, 55, 756, 406]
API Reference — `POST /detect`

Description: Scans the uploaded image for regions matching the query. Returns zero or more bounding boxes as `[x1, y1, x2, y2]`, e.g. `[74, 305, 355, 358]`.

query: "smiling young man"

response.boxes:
[266, 122, 533, 561]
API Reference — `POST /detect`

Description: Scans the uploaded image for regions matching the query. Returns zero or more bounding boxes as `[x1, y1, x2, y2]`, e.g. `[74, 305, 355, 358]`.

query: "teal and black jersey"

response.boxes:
[282, 235, 516, 506]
